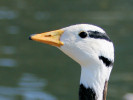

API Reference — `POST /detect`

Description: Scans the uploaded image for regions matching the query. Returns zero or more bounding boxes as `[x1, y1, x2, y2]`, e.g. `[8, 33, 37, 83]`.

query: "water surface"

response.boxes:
[0, 0, 133, 100]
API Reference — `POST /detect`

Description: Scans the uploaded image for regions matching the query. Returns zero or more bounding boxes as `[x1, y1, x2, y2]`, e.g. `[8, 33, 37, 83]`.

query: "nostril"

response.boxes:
[45, 35, 52, 37]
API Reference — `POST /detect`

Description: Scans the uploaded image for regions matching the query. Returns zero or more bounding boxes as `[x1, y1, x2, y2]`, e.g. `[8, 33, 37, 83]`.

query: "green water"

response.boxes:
[0, 0, 133, 100]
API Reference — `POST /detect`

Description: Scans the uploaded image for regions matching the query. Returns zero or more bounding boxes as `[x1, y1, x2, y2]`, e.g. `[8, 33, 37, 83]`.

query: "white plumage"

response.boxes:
[30, 24, 115, 100]
[59, 24, 114, 100]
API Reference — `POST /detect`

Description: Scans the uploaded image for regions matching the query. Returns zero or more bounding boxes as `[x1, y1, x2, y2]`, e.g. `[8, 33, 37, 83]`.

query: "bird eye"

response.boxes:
[79, 31, 88, 38]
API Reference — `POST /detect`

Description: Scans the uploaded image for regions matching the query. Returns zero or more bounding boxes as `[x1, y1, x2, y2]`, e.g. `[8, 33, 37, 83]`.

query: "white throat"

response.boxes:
[80, 64, 112, 100]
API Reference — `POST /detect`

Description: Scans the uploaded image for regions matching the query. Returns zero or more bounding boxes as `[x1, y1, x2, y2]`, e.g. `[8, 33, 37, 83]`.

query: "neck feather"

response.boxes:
[79, 65, 112, 100]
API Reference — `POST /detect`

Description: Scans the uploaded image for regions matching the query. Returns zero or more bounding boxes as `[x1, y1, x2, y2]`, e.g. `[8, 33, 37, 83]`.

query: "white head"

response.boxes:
[30, 24, 114, 100]
[60, 24, 114, 67]
[59, 24, 114, 100]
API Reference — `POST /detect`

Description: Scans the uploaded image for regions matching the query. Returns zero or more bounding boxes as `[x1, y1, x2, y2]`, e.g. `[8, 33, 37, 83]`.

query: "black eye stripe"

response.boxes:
[78, 31, 112, 42]
[88, 31, 112, 42]
[88, 31, 100, 34]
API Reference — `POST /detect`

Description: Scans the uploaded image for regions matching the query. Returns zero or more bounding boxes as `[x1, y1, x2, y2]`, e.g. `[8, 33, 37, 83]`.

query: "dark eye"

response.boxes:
[79, 31, 88, 38]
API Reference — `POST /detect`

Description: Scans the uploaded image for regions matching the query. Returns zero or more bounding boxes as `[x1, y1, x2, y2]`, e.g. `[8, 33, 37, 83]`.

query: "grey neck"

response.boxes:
[103, 81, 108, 100]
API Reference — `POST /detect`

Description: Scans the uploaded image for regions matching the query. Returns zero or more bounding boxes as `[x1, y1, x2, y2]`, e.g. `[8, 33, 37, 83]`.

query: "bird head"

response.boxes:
[30, 24, 114, 67]
[29, 24, 115, 100]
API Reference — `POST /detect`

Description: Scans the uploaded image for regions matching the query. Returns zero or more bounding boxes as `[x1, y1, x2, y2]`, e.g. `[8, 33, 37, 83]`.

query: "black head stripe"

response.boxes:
[99, 56, 113, 67]
[79, 84, 96, 100]
[88, 31, 112, 42]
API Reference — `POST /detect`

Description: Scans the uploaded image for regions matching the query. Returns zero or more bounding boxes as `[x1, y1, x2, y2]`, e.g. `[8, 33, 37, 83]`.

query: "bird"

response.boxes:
[29, 24, 114, 100]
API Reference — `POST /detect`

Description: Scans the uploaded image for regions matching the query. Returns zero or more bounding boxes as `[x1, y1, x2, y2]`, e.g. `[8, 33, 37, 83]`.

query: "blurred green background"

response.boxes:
[0, 0, 133, 100]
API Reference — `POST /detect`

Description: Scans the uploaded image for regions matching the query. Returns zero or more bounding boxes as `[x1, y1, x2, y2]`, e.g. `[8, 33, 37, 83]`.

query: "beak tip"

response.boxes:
[29, 34, 36, 40]
[29, 36, 32, 40]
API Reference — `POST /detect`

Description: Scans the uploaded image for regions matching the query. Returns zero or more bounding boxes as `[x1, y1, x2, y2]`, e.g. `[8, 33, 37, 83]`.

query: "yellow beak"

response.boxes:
[29, 29, 64, 47]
